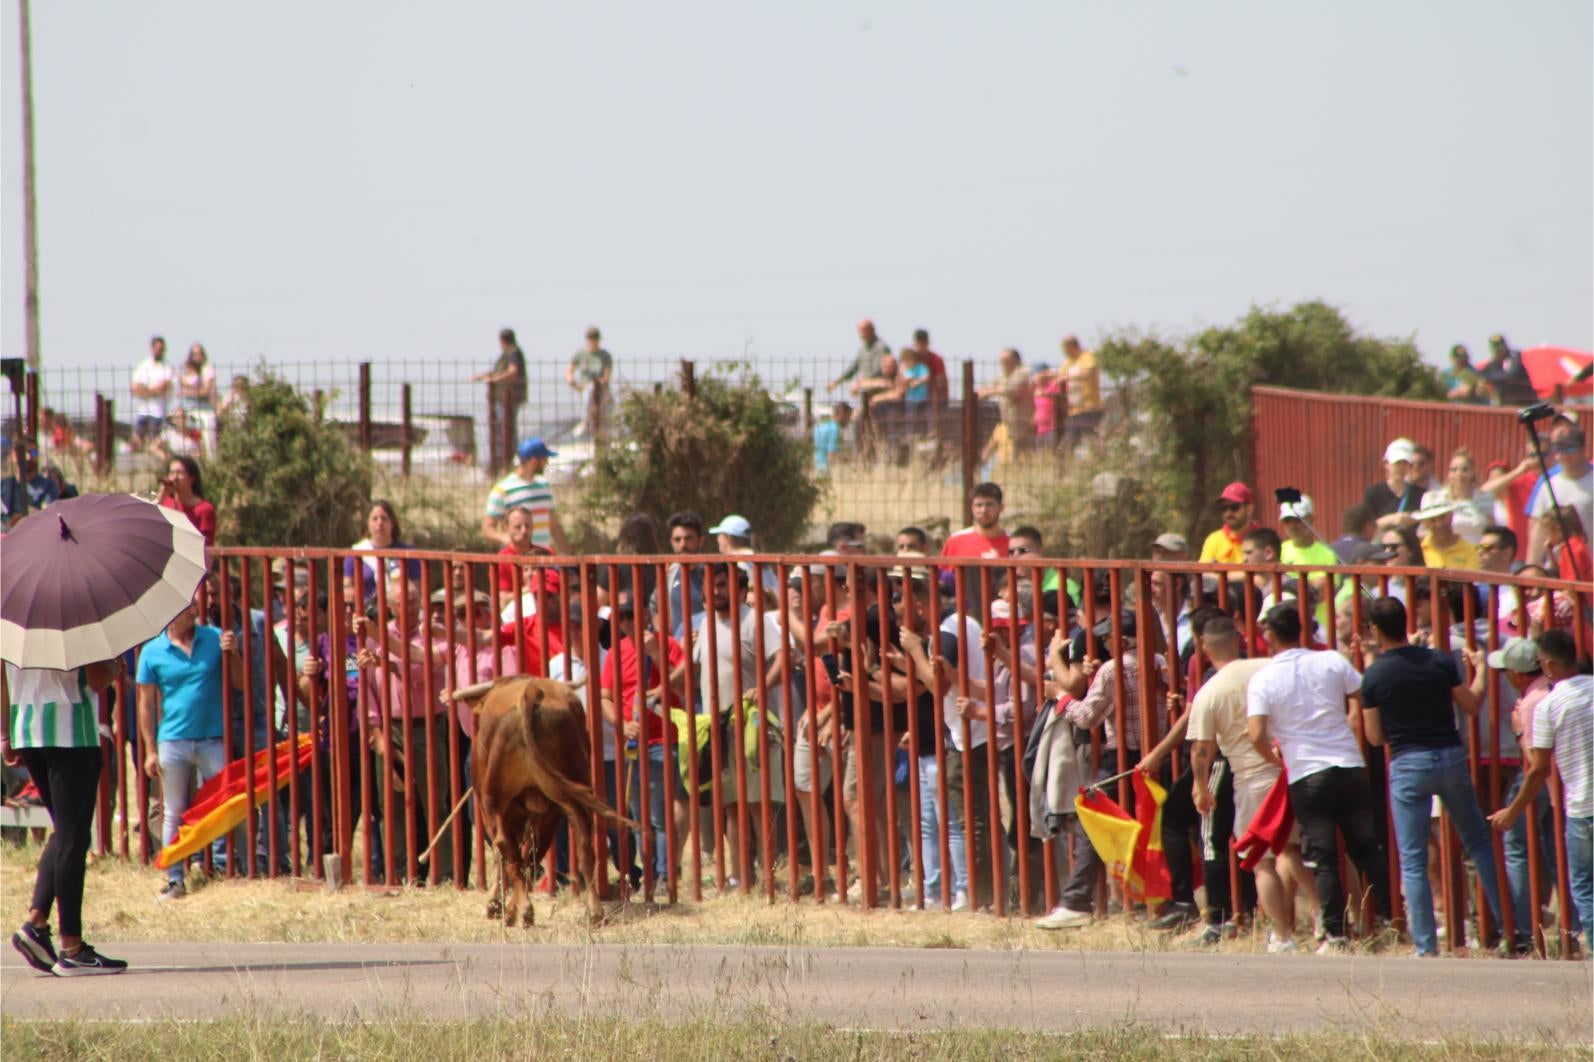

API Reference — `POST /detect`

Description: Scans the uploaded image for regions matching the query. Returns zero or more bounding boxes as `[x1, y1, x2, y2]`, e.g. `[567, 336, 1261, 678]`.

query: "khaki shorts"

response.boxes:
[794, 722, 834, 794]
[842, 730, 892, 806]
[1232, 769, 1300, 847]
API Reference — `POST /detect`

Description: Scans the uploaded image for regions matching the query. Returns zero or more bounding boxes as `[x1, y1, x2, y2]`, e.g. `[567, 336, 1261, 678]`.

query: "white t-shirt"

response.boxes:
[939, 613, 988, 752]
[547, 653, 610, 761]
[1245, 648, 1365, 782]
[1528, 465, 1593, 530]
[1533, 674, 1593, 818]
[132, 357, 175, 419]
[1187, 658, 1275, 783]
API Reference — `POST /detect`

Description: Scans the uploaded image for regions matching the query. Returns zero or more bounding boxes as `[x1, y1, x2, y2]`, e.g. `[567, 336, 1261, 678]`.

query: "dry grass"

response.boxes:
[2, 1013, 1571, 1061]
[0, 837, 1458, 959]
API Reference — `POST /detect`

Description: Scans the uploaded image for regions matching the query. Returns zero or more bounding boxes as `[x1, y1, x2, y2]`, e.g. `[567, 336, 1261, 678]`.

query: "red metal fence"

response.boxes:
[1251, 386, 1594, 536]
[46, 547, 1591, 957]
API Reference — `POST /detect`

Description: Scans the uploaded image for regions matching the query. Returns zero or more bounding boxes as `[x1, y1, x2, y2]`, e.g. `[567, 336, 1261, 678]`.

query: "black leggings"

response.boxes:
[20, 746, 102, 938]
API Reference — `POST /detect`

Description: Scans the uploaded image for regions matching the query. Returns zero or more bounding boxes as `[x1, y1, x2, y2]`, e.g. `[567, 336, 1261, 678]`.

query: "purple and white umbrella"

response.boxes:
[1, 494, 208, 671]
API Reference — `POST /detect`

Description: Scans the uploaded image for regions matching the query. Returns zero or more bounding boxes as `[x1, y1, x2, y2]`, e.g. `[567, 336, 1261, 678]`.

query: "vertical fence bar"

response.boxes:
[358, 362, 373, 454]
[960, 361, 976, 527]
[401, 383, 413, 478]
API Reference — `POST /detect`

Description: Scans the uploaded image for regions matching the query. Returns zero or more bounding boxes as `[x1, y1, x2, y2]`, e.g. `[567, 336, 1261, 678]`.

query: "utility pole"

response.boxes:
[19, 0, 41, 370]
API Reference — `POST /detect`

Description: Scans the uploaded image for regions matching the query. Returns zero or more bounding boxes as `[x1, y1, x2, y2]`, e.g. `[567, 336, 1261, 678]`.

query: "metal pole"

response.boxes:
[19, 0, 41, 370]
[401, 382, 413, 478]
[960, 360, 976, 526]
[358, 362, 372, 454]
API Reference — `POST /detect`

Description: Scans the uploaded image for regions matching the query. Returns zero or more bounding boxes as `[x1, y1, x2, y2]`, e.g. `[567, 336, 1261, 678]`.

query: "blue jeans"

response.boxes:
[1501, 768, 1562, 941]
[916, 755, 967, 899]
[1567, 816, 1593, 949]
[159, 738, 227, 885]
[627, 744, 683, 881]
[1388, 745, 1504, 955]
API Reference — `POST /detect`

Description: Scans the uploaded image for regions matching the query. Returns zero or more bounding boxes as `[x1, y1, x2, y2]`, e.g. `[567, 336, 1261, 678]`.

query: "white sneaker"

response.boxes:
[1267, 933, 1298, 954]
[950, 891, 969, 913]
[1035, 906, 1093, 930]
[1316, 936, 1350, 955]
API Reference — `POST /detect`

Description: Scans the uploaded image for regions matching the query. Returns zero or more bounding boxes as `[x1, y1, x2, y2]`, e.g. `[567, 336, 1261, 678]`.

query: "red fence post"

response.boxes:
[961, 360, 977, 526]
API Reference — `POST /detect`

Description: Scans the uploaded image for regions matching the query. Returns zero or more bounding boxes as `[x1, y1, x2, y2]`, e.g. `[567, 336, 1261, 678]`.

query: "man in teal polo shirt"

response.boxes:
[136, 602, 244, 901]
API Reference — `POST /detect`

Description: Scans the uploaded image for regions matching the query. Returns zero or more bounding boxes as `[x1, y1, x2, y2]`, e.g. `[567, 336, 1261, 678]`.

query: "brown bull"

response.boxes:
[454, 676, 633, 927]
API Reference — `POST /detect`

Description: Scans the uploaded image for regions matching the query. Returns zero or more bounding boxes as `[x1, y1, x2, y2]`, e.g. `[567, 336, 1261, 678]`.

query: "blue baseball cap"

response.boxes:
[708, 514, 752, 537]
[517, 437, 558, 461]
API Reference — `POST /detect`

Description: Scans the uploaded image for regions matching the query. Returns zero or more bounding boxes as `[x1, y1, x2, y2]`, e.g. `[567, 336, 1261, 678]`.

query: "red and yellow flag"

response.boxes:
[154, 736, 315, 870]
[1073, 772, 1172, 903]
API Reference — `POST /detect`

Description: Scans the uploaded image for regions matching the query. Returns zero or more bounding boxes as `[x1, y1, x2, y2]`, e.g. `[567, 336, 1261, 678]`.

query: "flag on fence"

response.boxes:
[154, 736, 315, 870]
[1074, 772, 1172, 903]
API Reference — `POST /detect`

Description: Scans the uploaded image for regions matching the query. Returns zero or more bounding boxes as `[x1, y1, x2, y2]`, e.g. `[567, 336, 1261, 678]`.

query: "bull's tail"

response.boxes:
[520, 683, 638, 831]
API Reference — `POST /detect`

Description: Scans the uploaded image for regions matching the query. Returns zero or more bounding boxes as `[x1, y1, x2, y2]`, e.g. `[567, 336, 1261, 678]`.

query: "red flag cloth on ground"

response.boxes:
[1232, 768, 1294, 871]
[154, 736, 315, 870]
[1521, 346, 1593, 399]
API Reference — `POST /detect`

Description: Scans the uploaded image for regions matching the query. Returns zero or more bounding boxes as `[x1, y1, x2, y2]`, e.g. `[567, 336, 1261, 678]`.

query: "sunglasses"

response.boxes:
[1219, 502, 1244, 512]
[1009, 546, 1034, 556]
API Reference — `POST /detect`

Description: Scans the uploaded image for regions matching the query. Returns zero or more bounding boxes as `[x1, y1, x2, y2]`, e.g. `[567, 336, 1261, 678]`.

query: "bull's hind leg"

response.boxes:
[561, 806, 604, 925]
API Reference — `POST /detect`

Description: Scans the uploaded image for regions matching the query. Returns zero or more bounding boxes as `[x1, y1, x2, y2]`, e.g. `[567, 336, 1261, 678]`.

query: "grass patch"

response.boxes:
[1, 1014, 1576, 1061]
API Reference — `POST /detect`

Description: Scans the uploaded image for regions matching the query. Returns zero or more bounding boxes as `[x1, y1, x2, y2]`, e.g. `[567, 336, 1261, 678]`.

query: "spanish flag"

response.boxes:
[1074, 772, 1172, 903]
[154, 735, 315, 870]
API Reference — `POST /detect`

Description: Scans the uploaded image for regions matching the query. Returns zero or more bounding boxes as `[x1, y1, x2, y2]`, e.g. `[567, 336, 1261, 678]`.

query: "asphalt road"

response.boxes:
[2, 943, 1588, 1039]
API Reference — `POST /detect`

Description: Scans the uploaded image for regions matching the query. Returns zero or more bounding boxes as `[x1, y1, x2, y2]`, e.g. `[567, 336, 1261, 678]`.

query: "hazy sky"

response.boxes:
[3, 0, 1590, 382]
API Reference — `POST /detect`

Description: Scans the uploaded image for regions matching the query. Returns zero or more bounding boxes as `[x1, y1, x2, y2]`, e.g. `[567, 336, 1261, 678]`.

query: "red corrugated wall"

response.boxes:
[1251, 386, 1594, 534]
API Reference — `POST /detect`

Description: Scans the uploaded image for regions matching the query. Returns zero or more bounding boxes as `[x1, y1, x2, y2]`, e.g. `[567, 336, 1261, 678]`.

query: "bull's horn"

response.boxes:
[450, 681, 497, 702]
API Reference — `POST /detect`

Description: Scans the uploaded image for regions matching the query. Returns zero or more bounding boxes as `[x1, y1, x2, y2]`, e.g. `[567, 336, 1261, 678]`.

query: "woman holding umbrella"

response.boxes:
[2, 493, 209, 977]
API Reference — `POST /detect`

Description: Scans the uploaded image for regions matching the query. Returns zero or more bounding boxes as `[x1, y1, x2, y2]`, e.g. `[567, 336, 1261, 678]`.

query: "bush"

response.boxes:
[1032, 301, 1443, 555]
[576, 363, 819, 549]
[208, 369, 374, 547]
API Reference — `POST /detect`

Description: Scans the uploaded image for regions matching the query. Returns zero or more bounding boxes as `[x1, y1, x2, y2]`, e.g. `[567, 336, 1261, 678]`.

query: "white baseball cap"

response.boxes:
[1384, 438, 1416, 465]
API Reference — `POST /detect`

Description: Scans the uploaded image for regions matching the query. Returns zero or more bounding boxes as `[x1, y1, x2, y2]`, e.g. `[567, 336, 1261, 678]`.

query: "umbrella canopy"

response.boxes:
[1, 494, 208, 671]
[1521, 346, 1593, 399]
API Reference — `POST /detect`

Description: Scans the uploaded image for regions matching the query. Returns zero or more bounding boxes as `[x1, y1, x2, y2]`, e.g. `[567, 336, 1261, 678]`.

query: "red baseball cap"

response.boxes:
[1216, 482, 1253, 506]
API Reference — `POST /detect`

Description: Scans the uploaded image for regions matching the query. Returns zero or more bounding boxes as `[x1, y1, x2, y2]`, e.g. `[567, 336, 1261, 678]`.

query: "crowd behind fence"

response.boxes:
[32, 546, 1591, 958]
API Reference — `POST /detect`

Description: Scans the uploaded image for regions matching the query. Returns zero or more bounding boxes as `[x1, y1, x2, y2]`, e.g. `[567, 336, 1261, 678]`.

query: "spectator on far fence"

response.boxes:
[219, 375, 250, 420]
[1199, 482, 1259, 566]
[131, 336, 174, 451]
[1479, 333, 1539, 407]
[482, 437, 567, 553]
[829, 318, 892, 399]
[1526, 427, 1592, 567]
[906, 329, 949, 412]
[1060, 335, 1104, 447]
[1489, 629, 1593, 951]
[475, 327, 527, 470]
[567, 326, 613, 442]
[813, 402, 852, 476]
[1414, 501, 1479, 571]
[1359, 596, 1503, 956]
[977, 348, 1033, 466]
[136, 599, 243, 902]
[1420, 447, 1491, 544]
[156, 455, 218, 548]
[1245, 604, 1391, 951]
[2, 439, 58, 529]
[1366, 438, 1423, 530]
[179, 343, 217, 418]
[891, 344, 932, 437]
[6, 658, 128, 976]
[1443, 344, 1486, 403]
[1030, 363, 1062, 449]
[347, 499, 423, 602]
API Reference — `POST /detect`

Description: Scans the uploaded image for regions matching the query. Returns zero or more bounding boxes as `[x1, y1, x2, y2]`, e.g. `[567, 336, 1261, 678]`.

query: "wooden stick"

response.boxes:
[418, 786, 473, 864]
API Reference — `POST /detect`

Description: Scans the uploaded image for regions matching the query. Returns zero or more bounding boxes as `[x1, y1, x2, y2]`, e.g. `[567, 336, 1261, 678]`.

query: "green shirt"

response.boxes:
[570, 347, 612, 385]
[6, 665, 99, 749]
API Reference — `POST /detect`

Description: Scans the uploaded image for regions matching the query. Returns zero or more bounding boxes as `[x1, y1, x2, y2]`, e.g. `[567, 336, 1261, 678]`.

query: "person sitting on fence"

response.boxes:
[1442, 344, 1487, 403]
[482, 437, 567, 554]
[130, 335, 174, 451]
[566, 325, 614, 441]
[812, 402, 852, 476]
[1029, 363, 1062, 450]
[219, 375, 250, 421]
[475, 327, 527, 469]
[1060, 335, 1104, 447]
[976, 348, 1033, 466]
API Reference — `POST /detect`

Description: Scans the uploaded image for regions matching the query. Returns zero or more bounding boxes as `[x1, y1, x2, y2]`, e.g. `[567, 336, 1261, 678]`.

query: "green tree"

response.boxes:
[1041, 301, 1443, 556]
[577, 364, 819, 549]
[208, 369, 374, 547]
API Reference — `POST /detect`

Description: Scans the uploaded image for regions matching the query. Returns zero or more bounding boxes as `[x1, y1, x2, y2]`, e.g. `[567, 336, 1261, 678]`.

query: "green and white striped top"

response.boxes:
[5, 664, 101, 749]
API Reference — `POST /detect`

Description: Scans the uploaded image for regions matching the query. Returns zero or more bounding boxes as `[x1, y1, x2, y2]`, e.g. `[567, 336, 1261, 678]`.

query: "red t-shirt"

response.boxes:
[499, 613, 565, 678]
[1556, 535, 1591, 582]
[601, 634, 684, 748]
[942, 527, 1009, 562]
[922, 350, 948, 398]
[1503, 472, 1536, 559]
[160, 494, 217, 546]
[495, 544, 561, 596]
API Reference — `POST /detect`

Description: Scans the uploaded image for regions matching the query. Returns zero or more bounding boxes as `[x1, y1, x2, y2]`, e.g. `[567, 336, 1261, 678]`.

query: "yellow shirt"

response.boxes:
[1064, 351, 1103, 414]
[1199, 526, 1248, 565]
[1422, 536, 1479, 571]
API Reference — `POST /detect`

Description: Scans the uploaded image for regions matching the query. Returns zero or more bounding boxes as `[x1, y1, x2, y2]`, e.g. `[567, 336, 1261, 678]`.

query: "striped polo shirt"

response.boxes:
[1534, 674, 1594, 818]
[484, 471, 556, 548]
[6, 665, 100, 749]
